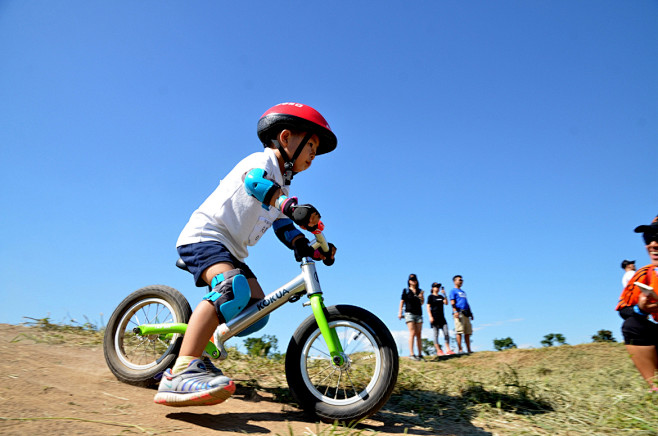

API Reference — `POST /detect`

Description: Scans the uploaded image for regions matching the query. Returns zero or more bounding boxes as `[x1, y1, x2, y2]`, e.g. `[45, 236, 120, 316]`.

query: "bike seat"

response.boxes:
[175, 258, 189, 271]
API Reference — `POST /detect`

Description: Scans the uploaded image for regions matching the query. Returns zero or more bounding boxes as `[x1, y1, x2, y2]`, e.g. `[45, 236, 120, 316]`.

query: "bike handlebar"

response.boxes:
[312, 231, 330, 253]
[310, 221, 330, 253]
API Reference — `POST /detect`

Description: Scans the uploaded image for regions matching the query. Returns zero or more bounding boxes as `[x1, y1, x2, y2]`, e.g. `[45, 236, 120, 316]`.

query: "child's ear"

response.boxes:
[277, 129, 292, 146]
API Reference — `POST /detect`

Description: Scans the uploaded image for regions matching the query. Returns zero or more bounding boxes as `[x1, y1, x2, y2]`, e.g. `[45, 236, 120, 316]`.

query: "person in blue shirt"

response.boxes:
[449, 275, 474, 353]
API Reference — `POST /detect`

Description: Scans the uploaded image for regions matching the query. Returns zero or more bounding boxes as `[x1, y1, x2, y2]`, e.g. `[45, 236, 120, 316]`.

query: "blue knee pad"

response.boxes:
[203, 269, 251, 323]
[236, 314, 270, 337]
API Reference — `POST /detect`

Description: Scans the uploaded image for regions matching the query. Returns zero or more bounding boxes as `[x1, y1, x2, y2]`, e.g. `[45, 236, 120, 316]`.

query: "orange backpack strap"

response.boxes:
[616, 265, 651, 310]
[648, 266, 658, 321]
[649, 266, 658, 290]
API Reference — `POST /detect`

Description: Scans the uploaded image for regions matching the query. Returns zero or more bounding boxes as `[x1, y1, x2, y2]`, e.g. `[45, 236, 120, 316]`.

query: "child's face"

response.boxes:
[291, 133, 320, 173]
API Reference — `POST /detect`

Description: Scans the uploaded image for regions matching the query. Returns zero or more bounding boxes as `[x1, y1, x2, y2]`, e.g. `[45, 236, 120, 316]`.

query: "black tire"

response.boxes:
[285, 305, 399, 424]
[103, 285, 192, 387]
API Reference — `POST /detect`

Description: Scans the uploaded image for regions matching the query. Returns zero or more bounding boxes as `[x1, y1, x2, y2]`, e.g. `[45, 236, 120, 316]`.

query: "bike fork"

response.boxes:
[300, 259, 345, 365]
[309, 293, 345, 365]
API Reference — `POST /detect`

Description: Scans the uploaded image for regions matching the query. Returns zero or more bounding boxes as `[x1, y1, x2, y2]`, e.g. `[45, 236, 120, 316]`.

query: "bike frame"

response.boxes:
[134, 233, 346, 365]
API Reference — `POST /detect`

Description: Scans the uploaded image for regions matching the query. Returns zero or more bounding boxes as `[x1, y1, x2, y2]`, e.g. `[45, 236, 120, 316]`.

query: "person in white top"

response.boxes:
[154, 103, 337, 408]
[176, 146, 289, 261]
[621, 259, 636, 287]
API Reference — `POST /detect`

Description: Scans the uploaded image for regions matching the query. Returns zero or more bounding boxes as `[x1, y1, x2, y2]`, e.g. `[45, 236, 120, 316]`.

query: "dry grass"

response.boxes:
[16, 319, 658, 435]
[386, 344, 658, 435]
[16, 317, 103, 346]
[204, 340, 658, 434]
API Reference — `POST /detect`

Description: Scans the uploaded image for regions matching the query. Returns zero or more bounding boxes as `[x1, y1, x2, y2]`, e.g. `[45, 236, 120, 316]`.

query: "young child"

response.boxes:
[154, 102, 337, 407]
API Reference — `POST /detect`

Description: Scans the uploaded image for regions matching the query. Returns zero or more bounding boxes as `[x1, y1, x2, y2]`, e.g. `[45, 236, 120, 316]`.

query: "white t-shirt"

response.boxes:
[622, 270, 636, 287]
[176, 147, 288, 261]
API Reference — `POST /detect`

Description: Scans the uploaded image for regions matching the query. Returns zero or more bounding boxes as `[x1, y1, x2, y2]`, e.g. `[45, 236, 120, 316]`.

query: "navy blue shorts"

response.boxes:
[177, 241, 256, 288]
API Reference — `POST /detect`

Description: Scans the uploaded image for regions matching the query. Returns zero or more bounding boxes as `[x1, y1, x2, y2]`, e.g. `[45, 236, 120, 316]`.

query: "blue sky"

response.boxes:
[1, 1, 657, 355]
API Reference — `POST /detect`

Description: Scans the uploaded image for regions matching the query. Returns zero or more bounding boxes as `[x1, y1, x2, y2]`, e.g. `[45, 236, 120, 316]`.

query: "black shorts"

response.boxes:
[620, 309, 658, 346]
[177, 241, 256, 288]
[430, 317, 447, 329]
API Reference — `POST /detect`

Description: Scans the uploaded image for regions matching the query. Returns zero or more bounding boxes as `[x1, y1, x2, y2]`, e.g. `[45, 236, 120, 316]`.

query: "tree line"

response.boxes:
[493, 329, 616, 351]
[243, 329, 618, 358]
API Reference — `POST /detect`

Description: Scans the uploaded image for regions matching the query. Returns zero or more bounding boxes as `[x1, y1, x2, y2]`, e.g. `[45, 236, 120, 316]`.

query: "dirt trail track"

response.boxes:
[0, 324, 457, 436]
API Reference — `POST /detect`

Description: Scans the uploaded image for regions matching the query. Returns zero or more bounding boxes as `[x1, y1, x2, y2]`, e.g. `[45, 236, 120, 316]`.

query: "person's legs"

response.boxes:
[465, 334, 472, 353]
[406, 321, 416, 357]
[414, 322, 423, 358]
[621, 315, 658, 389]
[246, 277, 266, 299]
[174, 241, 257, 361]
[156, 251, 256, 407]
[454, 314, 464, 352]
[441, 324, 453, 353]
[182, 264, 266, 357]
[626, 345, 658, 388]
[455, 334, 463, 352]
[179, 300, 221, 357]
[432, 325, 443, 356]
[462, 316, 473, 353]
[178, 262, 235, 358]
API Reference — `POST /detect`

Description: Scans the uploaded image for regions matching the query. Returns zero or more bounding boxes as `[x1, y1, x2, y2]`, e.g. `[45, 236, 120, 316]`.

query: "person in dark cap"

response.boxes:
[426, 282, 454, 356]
[398, 274, 425, 360]
[621, 259, 636, 287]
[616, 214, 658, 392]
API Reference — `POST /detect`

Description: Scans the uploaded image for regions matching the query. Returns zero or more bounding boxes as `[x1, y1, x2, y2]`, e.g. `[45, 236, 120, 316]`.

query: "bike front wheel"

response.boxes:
[285, 304, 399, 423]
[103, 285, 192, 387]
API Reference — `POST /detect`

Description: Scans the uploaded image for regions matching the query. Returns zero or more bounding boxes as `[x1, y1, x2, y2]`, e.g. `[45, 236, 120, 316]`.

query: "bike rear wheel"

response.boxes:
[103, 285, 192, 387]
[285, 305, 399, 424]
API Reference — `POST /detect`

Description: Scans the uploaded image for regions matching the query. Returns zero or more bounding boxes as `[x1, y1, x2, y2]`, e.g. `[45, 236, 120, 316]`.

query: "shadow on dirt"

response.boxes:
[167, 411, 307, 434]
[166, 383, 312, 433]
[367, 383, 554, 435]
[168, 372, 553, 435]
[368, 391, 493, 435]
[166, 383, 506, 435]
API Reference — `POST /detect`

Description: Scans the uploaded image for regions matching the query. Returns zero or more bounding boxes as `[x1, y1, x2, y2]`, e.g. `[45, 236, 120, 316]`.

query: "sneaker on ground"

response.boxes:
[154, 359, 235, 407]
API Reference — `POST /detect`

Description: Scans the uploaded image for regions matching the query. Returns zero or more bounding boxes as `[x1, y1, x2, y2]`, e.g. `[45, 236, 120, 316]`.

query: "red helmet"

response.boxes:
[257, 102, 337, 155]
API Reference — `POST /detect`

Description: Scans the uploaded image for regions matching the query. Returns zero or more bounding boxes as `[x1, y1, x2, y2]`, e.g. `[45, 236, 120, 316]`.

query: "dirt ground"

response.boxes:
[0, 324, 465, 436]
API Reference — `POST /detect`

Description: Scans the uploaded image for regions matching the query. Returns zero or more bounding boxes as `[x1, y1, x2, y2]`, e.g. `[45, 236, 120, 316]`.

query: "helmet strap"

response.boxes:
[275, 132, 313, 185]
[290, 132, 313, 164]
[272, 139, 293, 185]
[283, 162, 294, 185]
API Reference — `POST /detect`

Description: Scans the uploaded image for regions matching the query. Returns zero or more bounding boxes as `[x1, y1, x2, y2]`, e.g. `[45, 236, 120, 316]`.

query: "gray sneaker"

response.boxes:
[154, 359, 235, 406]
[202, 355, 225, 376]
